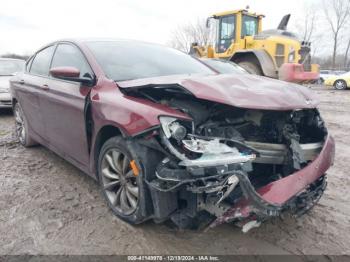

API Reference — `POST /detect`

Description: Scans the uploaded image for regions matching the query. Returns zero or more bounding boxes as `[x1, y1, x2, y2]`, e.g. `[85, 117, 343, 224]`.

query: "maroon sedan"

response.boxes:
[10, 39, 335, 231]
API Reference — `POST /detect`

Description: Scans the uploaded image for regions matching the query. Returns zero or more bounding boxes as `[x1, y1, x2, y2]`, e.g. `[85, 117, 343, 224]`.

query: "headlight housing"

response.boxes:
[159, 116, 188, 141]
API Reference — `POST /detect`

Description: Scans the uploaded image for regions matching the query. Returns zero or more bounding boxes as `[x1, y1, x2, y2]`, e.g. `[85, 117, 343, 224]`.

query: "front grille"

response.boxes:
[276, 44, 285, 55]
[275, 44, 285, 68]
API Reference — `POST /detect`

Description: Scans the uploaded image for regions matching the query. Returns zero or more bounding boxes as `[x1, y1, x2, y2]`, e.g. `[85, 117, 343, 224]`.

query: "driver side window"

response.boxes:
[51, 43, 93, 79]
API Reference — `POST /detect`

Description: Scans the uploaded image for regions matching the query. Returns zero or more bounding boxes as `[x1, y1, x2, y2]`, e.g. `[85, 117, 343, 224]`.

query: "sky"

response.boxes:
[0, 0, 318, 56]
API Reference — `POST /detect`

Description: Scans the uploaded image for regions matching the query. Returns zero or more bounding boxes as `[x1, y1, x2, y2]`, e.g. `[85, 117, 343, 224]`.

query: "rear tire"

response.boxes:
[13, 102, 37, 147]
[238, 61, 263, 75]
[97, 136, 150, 224]
[334, 80, 347, 90]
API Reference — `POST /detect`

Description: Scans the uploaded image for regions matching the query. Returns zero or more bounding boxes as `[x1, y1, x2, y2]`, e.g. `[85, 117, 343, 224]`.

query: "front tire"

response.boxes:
[334, 80, 347, 90]
[13, 102, 37, 147]
[97, 136, 149, 224]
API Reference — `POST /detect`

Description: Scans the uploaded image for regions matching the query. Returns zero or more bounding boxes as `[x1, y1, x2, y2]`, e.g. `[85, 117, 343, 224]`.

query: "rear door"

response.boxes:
[40, 42, 95, 168]
[15, 45, 56, 141]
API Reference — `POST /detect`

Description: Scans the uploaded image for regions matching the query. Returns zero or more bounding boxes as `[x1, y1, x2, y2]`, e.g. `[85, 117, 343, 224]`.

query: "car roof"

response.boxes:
[35, 38, 167, 54]
[52, 38, 157, 45]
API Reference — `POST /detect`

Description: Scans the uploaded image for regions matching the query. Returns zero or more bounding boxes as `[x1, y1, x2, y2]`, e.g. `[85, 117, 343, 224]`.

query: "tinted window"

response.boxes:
[30, 46, 55, 76]
[86, 41, 214, 81]
[51, 44, 93, 78]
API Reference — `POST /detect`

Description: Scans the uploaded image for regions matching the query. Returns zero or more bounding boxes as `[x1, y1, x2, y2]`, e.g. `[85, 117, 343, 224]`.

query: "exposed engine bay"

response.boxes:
[123, 85, 329, 230]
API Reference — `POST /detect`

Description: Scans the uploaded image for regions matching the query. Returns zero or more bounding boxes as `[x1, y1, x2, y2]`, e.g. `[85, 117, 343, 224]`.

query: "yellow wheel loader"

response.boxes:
[190, 9, 319, 83]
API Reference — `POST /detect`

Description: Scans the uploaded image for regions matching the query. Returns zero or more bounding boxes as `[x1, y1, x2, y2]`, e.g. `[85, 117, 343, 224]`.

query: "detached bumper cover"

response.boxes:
[211, 134, 335, 226]
[279, 63, 319, 83]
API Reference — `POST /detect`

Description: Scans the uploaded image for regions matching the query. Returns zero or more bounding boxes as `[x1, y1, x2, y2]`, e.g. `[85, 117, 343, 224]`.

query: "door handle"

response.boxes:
[42, 84, 50, 91]
[19, 80, 25, 85]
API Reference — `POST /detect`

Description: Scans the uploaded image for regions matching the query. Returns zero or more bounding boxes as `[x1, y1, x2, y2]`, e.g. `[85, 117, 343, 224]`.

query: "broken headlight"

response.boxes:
[159, 116, 188, 141]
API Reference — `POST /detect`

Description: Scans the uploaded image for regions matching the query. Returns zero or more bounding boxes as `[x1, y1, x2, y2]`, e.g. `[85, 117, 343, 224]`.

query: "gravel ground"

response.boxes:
[0, 85, 349, 255]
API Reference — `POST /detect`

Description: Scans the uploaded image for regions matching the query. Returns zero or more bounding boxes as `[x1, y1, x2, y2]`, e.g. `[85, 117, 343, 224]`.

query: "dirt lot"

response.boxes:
[0, 85, 349, 255]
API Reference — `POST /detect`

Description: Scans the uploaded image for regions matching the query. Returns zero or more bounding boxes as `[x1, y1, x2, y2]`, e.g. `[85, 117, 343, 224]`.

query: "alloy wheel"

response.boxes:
[14, 104, 25, 144]
[100, 148, 139, 215]
[335, 80, 346, 90]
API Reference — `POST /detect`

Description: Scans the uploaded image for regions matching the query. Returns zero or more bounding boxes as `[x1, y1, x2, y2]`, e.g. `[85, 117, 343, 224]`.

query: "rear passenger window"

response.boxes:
[30, 46, 55, 76]
[51, 44, 93, 79]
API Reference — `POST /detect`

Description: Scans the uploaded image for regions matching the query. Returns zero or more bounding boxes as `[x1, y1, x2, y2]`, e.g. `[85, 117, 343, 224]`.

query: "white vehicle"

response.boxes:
[0, 58, 25, 108]
[318, 70, 345, 84]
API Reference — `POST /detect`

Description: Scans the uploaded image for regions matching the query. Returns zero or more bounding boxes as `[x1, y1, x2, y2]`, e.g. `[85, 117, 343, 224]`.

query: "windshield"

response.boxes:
[86, 41, 215, 81]
[201, 59, 248, 74]
[0, 60, 25, 76]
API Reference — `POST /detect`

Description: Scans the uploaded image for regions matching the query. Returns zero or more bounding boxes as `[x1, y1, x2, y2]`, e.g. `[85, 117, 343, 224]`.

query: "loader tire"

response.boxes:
[238, 61, 263, 76]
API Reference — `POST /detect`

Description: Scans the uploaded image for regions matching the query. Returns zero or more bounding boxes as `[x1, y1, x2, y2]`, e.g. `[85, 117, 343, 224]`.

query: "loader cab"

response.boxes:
[209, 10, 263, 55]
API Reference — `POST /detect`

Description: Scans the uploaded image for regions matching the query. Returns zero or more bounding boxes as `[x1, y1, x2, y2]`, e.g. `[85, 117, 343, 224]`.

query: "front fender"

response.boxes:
[88, 80, 191, 175]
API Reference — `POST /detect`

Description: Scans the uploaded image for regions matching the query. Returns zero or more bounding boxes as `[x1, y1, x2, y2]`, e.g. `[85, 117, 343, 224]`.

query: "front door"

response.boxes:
[216, 15, 236, 54]
[40, 43, 95, 168]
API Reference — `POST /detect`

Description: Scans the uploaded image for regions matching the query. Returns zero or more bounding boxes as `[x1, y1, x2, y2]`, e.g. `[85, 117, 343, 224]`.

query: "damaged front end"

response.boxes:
[122, 84, 335, 231]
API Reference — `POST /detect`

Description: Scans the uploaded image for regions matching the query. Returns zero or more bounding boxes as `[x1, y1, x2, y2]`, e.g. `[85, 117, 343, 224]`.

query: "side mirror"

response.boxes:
[50, 66, 95, 86]
[50, 66, 80, 78]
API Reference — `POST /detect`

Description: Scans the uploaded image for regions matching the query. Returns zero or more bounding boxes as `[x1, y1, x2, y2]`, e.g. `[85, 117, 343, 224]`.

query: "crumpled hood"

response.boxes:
[117, 73, 319, 110]
[0, 76, 11, 90]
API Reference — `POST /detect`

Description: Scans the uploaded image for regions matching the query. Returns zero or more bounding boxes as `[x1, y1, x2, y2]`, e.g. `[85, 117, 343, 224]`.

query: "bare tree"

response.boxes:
[168, 18, 213, 53]
[344, 38, 350, 68]
[294, 4, 324, 61]
[343, 23, 350, 68]
[323, 0, 350, 69]
[297, 7, 318, 43]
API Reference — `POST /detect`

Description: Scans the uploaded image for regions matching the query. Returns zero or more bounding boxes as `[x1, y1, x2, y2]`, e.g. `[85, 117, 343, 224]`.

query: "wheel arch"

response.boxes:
[333, 79, 348, 89]
[230, 50, 278, 78]
[334, 78, 347, 83]
[92, 124, 126, 178]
